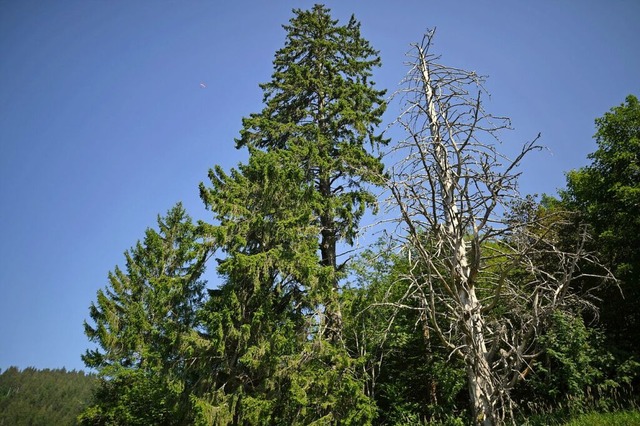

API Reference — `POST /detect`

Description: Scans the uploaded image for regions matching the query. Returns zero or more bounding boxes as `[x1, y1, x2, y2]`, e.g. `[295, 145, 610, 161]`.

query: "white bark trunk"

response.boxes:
[462, 286, 495, 425]
[420, 46, 497, 425]
[388, 29, 611, 425]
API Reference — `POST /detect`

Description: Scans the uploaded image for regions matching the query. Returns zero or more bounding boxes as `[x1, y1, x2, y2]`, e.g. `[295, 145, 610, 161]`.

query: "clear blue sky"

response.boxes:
[1, 1, 638, 371]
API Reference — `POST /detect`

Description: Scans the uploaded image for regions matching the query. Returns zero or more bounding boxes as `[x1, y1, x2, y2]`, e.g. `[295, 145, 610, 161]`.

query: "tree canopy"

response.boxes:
[0, 367, 96, 426]
[563, 94, 640, 353]
[81, 203, 210, 425]
[79, 6, 639, 426]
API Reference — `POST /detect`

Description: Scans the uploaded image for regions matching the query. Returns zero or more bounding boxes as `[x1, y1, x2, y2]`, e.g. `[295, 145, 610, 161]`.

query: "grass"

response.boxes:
[562, 410, 640, 426]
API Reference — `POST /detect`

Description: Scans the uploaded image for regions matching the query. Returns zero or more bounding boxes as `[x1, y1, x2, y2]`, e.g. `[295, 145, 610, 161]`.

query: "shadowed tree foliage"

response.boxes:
[563, 95, 640, 355]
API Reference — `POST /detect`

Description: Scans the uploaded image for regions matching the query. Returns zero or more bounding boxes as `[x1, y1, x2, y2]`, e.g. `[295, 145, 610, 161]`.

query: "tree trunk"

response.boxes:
[420, 42, 499, 425]
[461, 287, 496, 426]
[319, 171, 343, 344]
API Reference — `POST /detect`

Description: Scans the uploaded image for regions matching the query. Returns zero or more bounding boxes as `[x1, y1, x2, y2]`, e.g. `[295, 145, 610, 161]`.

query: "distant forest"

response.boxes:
[0, 367, 96, 425]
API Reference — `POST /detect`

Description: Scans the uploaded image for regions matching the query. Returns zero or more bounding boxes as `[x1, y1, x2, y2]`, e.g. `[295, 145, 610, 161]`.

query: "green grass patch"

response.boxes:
[562, 410, 640, 426]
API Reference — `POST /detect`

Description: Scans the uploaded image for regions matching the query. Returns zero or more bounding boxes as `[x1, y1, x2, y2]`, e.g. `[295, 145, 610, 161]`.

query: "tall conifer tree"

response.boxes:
[82, 203, 210, 425]
[198, 5, 386, 423]
[236, 4, 387, 342]
[199, 150, 322, 423]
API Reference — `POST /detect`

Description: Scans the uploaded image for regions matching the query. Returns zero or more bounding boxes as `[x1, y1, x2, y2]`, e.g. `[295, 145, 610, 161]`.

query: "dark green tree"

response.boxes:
[563, 95, 640, 354]
[196, 5, 386, 424]
[236, 3, 387, 343]
[81, 203, 211, 425]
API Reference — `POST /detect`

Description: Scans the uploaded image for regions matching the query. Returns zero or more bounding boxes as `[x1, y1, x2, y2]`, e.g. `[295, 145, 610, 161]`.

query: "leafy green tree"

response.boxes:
[518, 312, 606, 408]
[196, 5, 386, 424]
[81, 203, 211, 425]
[345, 241, 467, 425]
[563, 95, 640, 354]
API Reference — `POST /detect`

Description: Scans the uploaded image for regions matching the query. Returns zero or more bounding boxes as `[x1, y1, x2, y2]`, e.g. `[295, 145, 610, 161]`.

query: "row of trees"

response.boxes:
[82, 5, 639, 425]
[0, 366, 97, 425]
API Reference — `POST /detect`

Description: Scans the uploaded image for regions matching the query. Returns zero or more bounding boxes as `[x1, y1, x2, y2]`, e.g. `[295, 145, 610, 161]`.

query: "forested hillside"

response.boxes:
[0, 367, 97, 425]
[78, 5, 640, 426]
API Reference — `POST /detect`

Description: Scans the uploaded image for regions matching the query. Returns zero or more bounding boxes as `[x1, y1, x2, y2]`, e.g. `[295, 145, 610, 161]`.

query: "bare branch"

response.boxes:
[381, 29, 615, 425]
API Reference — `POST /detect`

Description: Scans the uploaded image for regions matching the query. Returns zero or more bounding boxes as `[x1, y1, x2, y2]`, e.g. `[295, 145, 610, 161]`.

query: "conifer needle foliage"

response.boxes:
[196, 5, 387, 423]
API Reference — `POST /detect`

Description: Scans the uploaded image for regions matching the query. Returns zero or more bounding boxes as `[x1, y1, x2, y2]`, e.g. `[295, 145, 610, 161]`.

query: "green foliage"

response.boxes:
[563, 94, 640, 353]
[198, 149, 319, 424]
[198, 125, 378, 426]
[512, 311, 640, 421]
[236, 3, 387, 281]
[346, 241, 468, 425]
[78, 368, 184, 426]
[518, 312, 603, 408]
[194, 5, 386, 424]
[0, 366, 97, 426]
[81, 203, 210, 424]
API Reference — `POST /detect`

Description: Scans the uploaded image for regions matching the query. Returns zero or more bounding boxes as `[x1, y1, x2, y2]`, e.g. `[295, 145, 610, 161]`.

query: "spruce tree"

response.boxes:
[236, 4, 387, 343]
[82, 203, 210, 425]
[198, 150, 320, 424]
[197, 5, 386, 423]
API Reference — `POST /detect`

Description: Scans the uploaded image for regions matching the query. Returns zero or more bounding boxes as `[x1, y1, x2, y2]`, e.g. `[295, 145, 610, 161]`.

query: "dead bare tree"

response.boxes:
[383, 30, 613, 425]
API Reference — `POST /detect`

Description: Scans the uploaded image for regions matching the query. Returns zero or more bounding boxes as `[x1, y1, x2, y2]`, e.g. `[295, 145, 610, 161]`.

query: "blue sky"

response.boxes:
[1, 1, 638, 371]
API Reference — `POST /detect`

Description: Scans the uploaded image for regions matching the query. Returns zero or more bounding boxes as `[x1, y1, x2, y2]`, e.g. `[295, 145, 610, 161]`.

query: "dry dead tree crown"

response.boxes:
[380, 29, 614, 425]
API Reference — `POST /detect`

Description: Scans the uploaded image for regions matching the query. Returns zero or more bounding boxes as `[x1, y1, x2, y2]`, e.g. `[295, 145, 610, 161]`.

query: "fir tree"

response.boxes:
[81, 203, 211, 425]
[236, 4, 387, 343]
[197, 150, 320, 424]
[197, 5, 386, 423]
